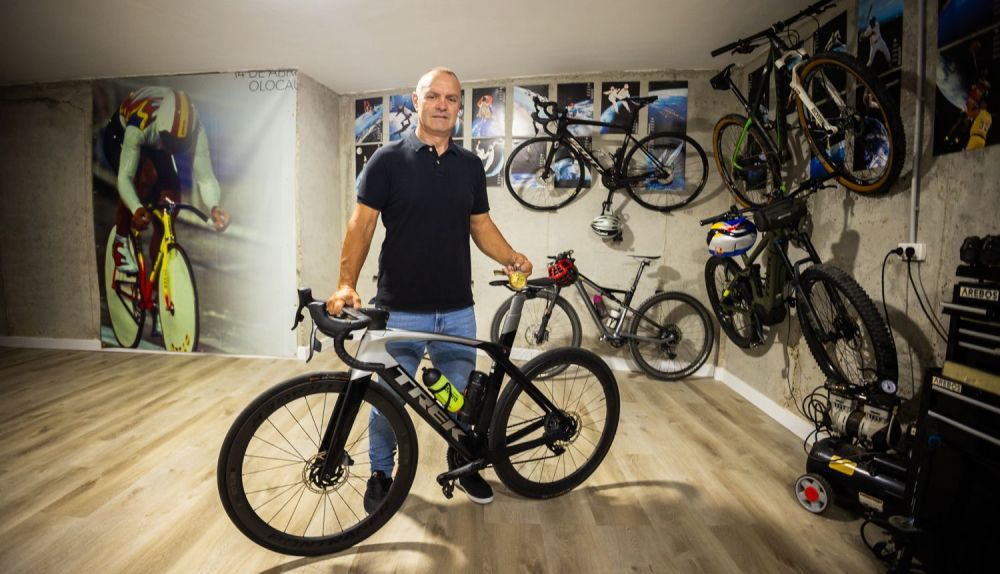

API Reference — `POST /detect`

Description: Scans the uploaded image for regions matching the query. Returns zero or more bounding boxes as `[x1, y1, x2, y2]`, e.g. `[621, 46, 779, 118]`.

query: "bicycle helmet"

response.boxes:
[707, 217, 757, 257]
[547, 252, 578, 287]
[156, 89, 201, 154]
[591, 213, 623, 239]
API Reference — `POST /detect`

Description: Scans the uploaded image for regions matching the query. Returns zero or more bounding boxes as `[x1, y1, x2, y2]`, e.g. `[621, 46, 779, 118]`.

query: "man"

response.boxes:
[326, 68, 532, 510]
[860, 15, 891, 70]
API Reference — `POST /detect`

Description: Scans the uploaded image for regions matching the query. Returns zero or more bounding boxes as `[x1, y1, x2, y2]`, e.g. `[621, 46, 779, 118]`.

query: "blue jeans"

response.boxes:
[369, 306, 477, 475]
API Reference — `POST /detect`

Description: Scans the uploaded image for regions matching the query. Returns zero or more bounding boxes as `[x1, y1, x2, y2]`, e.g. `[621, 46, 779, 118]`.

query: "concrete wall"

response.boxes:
[0, 83, 100, 340]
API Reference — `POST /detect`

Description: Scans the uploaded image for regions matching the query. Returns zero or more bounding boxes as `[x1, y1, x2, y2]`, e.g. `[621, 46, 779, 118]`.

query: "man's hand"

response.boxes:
[210, 206, 231, 232]
[504, 252, 533, 276]
[131, 207, 152, 231]
[326, 286, 362, 315]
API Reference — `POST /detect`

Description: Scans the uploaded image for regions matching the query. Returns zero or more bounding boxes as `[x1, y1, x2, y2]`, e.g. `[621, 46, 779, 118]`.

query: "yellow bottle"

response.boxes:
[421, 367, 464, 413]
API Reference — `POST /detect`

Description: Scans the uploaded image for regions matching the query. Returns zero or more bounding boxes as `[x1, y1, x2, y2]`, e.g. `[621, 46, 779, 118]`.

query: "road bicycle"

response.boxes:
[103, 199, 207, 352]
[699, 178, 897, 388]
[504, 95, 708, 214]
[217, 279, 620, 556]
[709, 0, 905, 207]
[489, 252, 714, 381]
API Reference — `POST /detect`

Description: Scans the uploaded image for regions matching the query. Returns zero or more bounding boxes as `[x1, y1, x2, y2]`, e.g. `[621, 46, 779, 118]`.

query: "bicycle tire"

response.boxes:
[103, 226, 144, 348]
[218, 372, 418, 556]
[795, 51, 905, 195]
[704, 256, 763, 348]
[797, 264, 898, 387]
[622, 131, 708, 212]
[489, 289, 582, 378]
[158, 244, 199, 352]
[712, 114, 784, 207]
[504, 136, 585, 211]
[490, 347, 619, 499]
[627, 291, 714, 380]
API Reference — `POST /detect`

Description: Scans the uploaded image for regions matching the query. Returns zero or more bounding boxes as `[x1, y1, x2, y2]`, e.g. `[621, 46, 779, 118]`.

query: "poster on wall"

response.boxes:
[471, 87, 505, 138]
[473, 138, 504, 187]
[857, 0, 903, 75]
[356, 144, 382, 182]
[453, 89, 465, 139]
[388, 93, 417, 141]
[91, 70, 298, 357]
[599, 81, 639, 134]
[934, 0, 1000, 155]
[508, 138, 591, 190]
[647, 81, 688, 134]
[512, 84, 550, 137]
[814, 11, 849, 55]
[557, 82, 594, 140]
[355, 97, 383, 144]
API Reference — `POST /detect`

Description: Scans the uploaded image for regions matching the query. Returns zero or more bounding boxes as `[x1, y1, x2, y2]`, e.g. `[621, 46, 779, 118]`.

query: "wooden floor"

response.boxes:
[0, 346, 883, 573]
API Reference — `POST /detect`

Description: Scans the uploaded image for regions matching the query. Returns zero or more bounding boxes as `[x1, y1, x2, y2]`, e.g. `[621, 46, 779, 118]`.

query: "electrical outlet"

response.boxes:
[898, 242, 927, 262]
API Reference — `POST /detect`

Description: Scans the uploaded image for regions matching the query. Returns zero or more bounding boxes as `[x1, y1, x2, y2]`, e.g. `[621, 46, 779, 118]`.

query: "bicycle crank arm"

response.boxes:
[436, 458, 488, 499]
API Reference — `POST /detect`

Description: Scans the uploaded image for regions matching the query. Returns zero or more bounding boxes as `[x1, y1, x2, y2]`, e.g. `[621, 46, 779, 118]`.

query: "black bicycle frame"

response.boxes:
[732, 227, 823, 314]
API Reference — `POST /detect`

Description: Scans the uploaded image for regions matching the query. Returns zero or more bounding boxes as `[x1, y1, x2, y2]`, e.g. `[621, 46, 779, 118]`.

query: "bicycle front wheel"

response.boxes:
[218, 372, 418, 556]
[103, 226, 144, 348]
[627, 291, 714, 380]
[489, 289, 581, 378]
[504, 136, 585, 211]
[623, 131, 708, 212]
[490, 347, 619, 499]
[797, 264, 898, 388]
[158, 244, 199, 352]
[704, 256, 763, 348]
[712, 114, 783, 207]
[796, 51, 905, 195]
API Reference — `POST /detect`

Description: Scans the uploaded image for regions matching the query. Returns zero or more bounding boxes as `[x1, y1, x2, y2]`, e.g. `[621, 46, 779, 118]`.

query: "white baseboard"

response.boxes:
[714, 367, 814, 440]
[511, 347, 717, 379]
[0, 336, 102, 351]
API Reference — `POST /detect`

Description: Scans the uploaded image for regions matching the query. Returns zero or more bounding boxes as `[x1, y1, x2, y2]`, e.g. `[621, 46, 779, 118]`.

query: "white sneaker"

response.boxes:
[113, 234, 138, 274]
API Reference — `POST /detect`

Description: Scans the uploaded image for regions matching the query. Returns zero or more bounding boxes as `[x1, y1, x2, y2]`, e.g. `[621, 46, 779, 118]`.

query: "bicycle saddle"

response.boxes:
[629, 255, 661, 261]
[710, 64, 736, 91]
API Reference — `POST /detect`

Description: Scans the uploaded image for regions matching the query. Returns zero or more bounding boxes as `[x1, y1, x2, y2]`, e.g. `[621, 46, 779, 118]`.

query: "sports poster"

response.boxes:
[814, 11, 849, 55]
[356, 144, 382, 183]
[473, 138, 504, 187]
[91, 71, 298, 357]
[471, 87, 505, 138]
[508, 138, 591, 190]
[933, 0, 1000, 155]
[388, 93, 417, 141]
[857, 0, 904, 111]
[599, 81, 639, 134]
[647, 81, 688, 134]
[512, 84, 550, 137]
[557, 82, 594, 140]
[355, 97, 383, 144]
[453, 89, 465, 138]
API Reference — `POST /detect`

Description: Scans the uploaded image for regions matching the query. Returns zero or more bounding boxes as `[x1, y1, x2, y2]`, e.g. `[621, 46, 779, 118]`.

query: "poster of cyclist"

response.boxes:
[355, 97, 383, 144]
[356, 144, 382, 182]
[92, 71, 298, 357]
[473, 138, 504, 187]
[932, 0, 999, 155]
[508, 138, 591, 190]
[647, 81, 688, 134]
[471, 87, 505, 138]
[557, 82, 595, 138]
[857, 0, 903, 76]
[388, 93, 417, 141]
[512, 85, 550, 137]
[599, 81, 639, 134]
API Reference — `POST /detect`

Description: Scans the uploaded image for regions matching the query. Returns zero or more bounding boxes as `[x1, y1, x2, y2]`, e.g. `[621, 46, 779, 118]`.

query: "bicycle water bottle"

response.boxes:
[593, 294, 608, 318]
[421, 367, 464, 413]
[457, 370, 488, 425]
[606, 308, 621, 329]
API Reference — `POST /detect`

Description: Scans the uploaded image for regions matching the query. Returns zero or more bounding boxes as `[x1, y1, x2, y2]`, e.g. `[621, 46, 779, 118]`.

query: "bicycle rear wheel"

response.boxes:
[797, 264, 898, 387]
[712, 114, 783, 207]
[218, 372, 418, 556]
[627, 291, 714, 380]
[103, 226, 144, 348]
[796, 51, 905, 195]
[490, 347, 619, 499]
[704, 256, 763, 348]
[623, 131, 708, 212]
[158, 244, 199, 352]
[504, 136, 585, 211]
[489, 289, 581, 378]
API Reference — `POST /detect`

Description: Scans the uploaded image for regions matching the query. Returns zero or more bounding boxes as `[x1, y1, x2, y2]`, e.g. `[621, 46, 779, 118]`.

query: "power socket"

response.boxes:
[898, 242, 927, 262]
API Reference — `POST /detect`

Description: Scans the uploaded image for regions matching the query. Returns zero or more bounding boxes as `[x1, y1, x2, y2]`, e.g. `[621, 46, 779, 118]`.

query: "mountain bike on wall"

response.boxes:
[709, 0, 905, 207]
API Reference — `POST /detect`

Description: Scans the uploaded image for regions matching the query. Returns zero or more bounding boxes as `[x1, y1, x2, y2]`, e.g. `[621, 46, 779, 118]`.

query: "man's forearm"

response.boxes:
[338, 214, 376, 289]
[471, 217, 515, 265]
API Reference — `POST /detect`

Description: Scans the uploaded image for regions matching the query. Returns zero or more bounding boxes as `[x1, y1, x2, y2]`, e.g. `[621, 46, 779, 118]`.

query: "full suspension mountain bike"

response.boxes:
[103, 199, 207, 352]
[709, 0, 905, 207]
[489, 252, 714, 381]
[504, 96, 708, 214]
[217, 279, 620, 556]
[700, 179, 897, 388]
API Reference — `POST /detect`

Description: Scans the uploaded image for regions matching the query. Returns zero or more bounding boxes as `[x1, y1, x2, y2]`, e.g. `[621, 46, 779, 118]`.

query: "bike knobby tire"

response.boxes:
[504, 136, 586, 211]
[217, 372, 418, 556]
[704, 256, 764, 348]
[627, 291, 714, 380]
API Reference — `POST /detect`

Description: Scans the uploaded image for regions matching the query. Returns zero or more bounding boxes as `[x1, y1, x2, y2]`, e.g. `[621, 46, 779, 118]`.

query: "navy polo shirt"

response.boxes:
[357, 131, 489, 311]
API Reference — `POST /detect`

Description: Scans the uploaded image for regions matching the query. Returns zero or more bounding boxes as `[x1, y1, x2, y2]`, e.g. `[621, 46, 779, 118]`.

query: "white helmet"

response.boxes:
[706, 217, 757, 257]
[591, 213, 623, 239]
